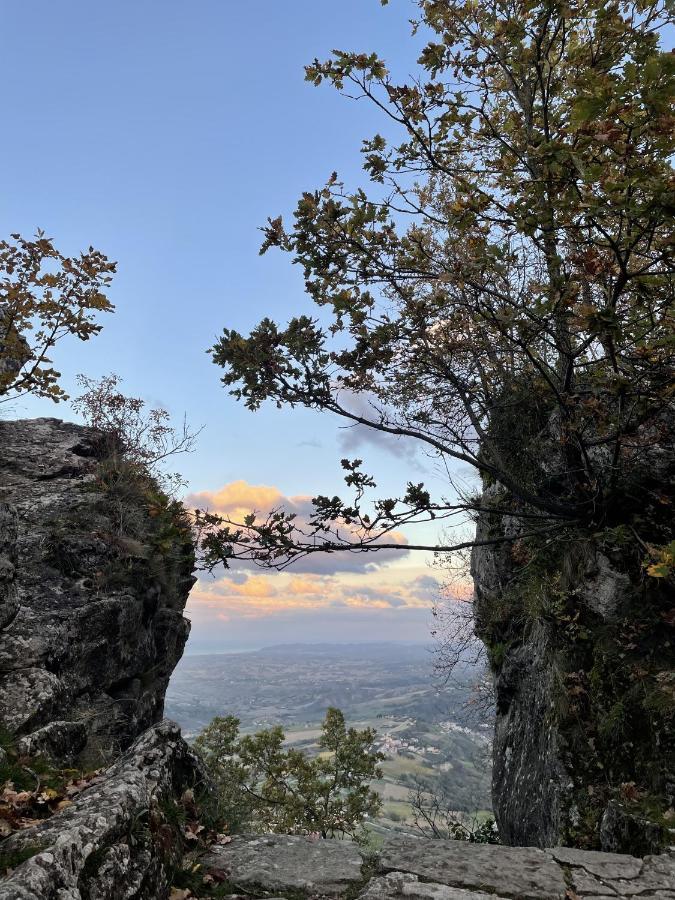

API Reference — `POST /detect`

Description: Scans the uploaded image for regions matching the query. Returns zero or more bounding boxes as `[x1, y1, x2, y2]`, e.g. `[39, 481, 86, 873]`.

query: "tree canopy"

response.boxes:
[202, 0, 674, 571]
[0, 232, 115, 403]
[194, 707, 383, 838]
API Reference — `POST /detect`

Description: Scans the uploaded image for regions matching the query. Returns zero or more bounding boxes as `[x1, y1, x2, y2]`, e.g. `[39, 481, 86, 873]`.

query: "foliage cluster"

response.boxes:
[198, 0, 674, 576]
[0, 232, 114, 403]
[55, 374, 199, 595]
[194, 708, 383, 839]
[73, 373, 200, 498]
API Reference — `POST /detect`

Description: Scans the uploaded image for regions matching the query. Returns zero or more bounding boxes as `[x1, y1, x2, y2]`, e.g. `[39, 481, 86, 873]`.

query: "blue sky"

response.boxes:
[0, 1, 464, 650]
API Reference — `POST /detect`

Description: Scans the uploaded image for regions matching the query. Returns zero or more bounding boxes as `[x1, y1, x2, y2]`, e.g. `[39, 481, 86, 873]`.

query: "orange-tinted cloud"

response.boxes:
[185, 480, 411, 575]
[183, 557, 474, 651]
[187, 565, 454, 621]
[187, 480, 286, 520]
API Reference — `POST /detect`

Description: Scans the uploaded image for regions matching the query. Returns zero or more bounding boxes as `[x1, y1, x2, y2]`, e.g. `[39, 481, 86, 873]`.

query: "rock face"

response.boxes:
[4, 794, 675, 900]
[0, 721, 205, 900]
[471, 481, 675, 852]
[0, 418, 195, 763]
[471, 494, 565, 849]
[201, 832, 675, 900]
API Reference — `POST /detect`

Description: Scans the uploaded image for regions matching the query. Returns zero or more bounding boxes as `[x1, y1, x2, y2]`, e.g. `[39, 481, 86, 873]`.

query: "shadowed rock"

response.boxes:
[0, 721, 204, 900]
[0, 418, 195, 764]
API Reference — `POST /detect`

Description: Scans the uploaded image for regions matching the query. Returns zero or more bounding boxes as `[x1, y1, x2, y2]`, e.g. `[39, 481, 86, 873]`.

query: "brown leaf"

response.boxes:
[619, 782, 640, 802]
[205, 867, 230, 884]
[214, 833, 232, 845]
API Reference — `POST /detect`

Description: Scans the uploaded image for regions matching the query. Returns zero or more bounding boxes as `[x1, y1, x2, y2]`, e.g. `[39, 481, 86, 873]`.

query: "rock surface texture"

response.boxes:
[471, 493, 565, 849]
[0, 721, 204, 900]
[201, 834, 365, 896]
[4, 797, 675, 900]
[0, 418, 195, 763]
[201, 832, 675, 900]
[471, 476, 674, 852]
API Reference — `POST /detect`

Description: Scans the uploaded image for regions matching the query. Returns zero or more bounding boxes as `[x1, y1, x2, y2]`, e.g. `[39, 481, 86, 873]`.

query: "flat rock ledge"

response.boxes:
[205, 833, 675, 900]
[0, 721, 203, 900]
[202, 834, 365, 896]
[2, 739, 674, 900]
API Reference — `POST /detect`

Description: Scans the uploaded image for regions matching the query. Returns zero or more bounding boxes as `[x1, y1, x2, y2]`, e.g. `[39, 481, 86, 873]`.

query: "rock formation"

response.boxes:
[3, 796, 675, 899]
[472, 474, 674, 852]
[1, 416, 673, 899]
[0, 722, 206, 900]
[0, 418, 195, 763]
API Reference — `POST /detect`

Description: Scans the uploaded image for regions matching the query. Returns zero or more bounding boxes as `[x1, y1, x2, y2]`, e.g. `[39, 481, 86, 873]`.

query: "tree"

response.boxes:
[198, 0, 673, 577]
[194, 708, 383, 838]
[0, 232, 115, 403]
[73, 373, 201, 496]
[408, 773, 499, 843]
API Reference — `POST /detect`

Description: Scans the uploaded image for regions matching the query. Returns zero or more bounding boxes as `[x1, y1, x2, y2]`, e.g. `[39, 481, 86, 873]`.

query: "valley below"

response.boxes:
[165, 642, 493, 832]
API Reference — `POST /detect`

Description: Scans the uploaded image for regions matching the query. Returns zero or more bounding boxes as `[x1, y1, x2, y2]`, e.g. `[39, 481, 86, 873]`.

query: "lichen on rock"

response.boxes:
[0, 721, 207, 900]
[0, 418, 195, 764]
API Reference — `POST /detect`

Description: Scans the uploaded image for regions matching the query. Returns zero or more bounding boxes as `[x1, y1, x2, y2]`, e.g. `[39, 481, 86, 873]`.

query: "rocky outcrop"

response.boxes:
[0, 721, 206, 900]
[0, 418, 195, 764]
[471, 482, 675, 853]
[470, 493, 565, 849]
[4, 784, 675, 900]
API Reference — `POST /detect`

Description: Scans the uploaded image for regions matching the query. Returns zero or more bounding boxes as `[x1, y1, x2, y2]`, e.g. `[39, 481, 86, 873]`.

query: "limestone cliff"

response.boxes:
[0, 418, 195, 763]
[1, 417, 674, 900]
[472, 479, 675, 853]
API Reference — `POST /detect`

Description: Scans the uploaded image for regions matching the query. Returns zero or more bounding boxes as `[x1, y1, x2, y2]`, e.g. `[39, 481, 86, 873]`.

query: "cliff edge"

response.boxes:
[0, 417, 195, 764]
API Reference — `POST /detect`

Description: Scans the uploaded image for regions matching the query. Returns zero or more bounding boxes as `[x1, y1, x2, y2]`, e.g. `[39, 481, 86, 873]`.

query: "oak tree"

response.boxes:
[194, 707, 383, 838]
[0, 232, 115, 403]
[201, 0, 674, 572]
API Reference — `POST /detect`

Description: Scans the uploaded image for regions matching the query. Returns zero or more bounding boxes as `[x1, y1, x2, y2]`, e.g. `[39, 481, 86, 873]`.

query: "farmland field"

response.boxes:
[165, 642, 492, 830]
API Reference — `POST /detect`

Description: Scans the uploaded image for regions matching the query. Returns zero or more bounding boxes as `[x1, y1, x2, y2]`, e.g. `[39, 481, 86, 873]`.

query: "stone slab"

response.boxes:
[549, 845, 675, 897]
[203, 834, 365, 897]
[359, 871, 510, 900]
[378, 836, 567, 900]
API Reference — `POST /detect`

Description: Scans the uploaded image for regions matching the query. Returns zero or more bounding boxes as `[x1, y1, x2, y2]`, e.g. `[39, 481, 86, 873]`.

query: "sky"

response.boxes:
[0, 0, 472, 652]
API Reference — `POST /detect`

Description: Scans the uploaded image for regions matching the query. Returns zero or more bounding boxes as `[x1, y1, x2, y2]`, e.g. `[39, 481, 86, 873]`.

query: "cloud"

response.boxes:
[335, 392, 424, 468]
[409, 574, 443, 600]
[181, 475, 473, 654]
[187, 480, 284, 520]
[228, 575, 278, 598]
[185, 604, 435, 654]
[182, 556, 467, 654]
[185, 479, 411, 575]
[188, 566, 443, 622]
